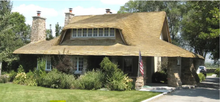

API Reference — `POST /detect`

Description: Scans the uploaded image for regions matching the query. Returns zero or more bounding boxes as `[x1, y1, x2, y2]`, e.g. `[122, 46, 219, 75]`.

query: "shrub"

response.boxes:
[76, 70, 104, 90]
[42, 69, 75, 89]
[25, 71, 37, 86]
[100, 57, 133, 91]
[0, 75, 8, 83]
[13, 72, 27, 85]
[105, 70, 133, 91]
[214, 68, 219, 77]
[8, 70, 17, 82]
[198, 73, 205, 82]
[17, 65, 24, 73]
[152, 71, 167, 83]
[34, 58, 47, 86]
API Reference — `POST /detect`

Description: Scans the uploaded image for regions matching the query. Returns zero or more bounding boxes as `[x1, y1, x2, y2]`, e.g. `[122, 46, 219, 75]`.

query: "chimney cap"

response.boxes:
[37, 11, 41, 16]
[106, 9, 111, 14]
[69, 8, 72, 13]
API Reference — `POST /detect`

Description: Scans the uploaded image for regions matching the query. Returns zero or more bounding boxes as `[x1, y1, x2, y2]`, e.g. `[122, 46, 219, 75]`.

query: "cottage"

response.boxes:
[13, 9, 204, 87]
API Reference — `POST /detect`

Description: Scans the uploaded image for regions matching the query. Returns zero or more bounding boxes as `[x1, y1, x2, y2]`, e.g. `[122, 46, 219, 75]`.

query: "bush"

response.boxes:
[214, 68, 219, 77]
[0, 75, 8, 83]
[152, 71, 167, 83]
[34, 58, 47, 86]
[100, 57, 133, 91]
[105, 70, 133, 91]
[76, 70, 104, 90]
[25, 71, 37, 86]
[13, 72, 27, 85]
[17, 65, 24, 73]
[8, 70, 17, 82]
[198, 73, 205, 82]
[42, 69, 75, 89]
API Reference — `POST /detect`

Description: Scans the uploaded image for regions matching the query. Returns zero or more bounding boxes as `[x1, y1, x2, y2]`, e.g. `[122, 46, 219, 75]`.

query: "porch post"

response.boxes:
[0, 61, 2, 76]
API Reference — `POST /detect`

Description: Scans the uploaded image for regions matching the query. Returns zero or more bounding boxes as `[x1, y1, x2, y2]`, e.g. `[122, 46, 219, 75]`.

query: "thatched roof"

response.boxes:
[13, 11, 204, 59]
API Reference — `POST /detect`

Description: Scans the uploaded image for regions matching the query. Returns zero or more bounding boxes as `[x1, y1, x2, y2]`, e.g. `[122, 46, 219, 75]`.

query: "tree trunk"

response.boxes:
[0, 61, 2, 76]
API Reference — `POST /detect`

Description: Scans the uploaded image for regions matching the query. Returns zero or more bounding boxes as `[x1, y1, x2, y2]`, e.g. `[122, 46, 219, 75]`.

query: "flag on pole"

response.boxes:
[139, 51, 144, 76]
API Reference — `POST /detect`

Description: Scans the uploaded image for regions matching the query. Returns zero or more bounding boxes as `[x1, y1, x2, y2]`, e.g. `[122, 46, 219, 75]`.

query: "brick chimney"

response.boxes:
[31, 11, 46, 42]
[64, 8, 74, 26]
[106, 9, 112, 14]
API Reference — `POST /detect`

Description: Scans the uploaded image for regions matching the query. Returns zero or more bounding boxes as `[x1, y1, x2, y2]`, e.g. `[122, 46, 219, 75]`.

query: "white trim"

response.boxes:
[45, 56, 52, 71]
[73, 56, 83, 74]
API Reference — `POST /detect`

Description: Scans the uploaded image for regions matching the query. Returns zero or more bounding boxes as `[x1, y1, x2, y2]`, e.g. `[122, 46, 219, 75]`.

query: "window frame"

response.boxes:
[74, 56, 84, 74]
[45, 56, 52, 71]
[71, 28, 115, 40]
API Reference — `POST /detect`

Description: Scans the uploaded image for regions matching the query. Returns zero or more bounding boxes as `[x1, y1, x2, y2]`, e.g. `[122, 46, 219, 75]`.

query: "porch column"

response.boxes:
[167, 57, 182, 87]
[181, 58, 200, 85]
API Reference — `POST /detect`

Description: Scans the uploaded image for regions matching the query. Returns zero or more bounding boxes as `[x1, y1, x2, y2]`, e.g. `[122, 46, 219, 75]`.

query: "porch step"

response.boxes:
[139, 86, 176, 93]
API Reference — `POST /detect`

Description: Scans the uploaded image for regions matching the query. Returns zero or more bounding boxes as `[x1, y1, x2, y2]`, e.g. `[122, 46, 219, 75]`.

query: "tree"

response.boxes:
[46, 29, 53, 40]
[0, 0, 31, 75]
[55, 22, 62, 37]
[181, 1, 219, 60]
[118, 1, 185, 45]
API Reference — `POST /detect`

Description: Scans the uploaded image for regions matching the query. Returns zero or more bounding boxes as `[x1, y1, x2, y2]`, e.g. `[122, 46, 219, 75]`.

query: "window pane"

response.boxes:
[99, 28, 103, 37]
[72, 29, 77, 37]
[104, 28, 109, 36]
[46, 57, 51, 70]
[110, 28, 115, 36]
[75, 58, 78, 71]
[78, 29, 82, 37]
[88, 29, 92, 37]
[93, 28, 97, 37]
[78, 58, 83, 71]
[83, 29, 87, 37]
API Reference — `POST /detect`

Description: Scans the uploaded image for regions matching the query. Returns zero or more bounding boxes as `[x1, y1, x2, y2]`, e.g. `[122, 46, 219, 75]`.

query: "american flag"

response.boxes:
[139, 51, 144, 76]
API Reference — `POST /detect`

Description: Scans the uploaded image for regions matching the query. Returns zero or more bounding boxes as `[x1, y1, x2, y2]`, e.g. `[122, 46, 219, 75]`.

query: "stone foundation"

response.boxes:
[181, 58, 200, 85]
[167, 57, 182, 87]
[135, 76, 144, 90]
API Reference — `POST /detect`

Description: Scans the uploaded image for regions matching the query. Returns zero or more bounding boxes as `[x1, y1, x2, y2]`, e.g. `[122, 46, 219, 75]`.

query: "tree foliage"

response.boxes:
[181, 1, 219, 60]
[46, 29, 53, 40]
[0, 0, 31, 65]
[55, 22, 62, 37]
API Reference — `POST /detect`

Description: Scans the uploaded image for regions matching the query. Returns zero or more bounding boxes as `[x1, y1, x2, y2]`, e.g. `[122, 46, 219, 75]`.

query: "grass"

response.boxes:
[0, 83, 160, 102]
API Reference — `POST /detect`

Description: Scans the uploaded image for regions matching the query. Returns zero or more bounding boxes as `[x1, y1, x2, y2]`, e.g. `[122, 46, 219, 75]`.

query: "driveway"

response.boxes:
[151, 76, 219, 102]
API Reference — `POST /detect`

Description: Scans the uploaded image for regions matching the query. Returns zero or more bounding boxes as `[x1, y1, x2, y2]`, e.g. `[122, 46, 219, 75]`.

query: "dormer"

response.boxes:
[70, 28, 116, 40]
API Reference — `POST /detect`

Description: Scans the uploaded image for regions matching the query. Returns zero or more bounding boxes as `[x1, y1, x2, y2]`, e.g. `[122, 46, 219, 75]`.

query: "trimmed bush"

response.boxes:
[76, 70, 104, 90]
[34, 58, 47, 86]
[25, 71, 37, 86]
[42, 69, 75, 89]
[100, 57, 133, 91]
[8, 70, 17, 82]
[214, 68, 219, 77]
[198, 73, 205, 82]
[0, 75, 8, 83]
[13, 72, 27, 85]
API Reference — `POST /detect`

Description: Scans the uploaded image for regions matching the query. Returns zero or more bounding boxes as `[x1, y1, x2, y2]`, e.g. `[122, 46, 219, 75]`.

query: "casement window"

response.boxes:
[71, 28, 115, 39]
[74, 57, 84, 74]
[45, 57, 52, 71]
[37, 56, 52, 71]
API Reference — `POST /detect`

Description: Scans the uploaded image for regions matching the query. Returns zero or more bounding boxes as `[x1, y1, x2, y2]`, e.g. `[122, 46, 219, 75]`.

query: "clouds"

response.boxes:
[12, 4, 58, 25]
[100, 0, 130, 5]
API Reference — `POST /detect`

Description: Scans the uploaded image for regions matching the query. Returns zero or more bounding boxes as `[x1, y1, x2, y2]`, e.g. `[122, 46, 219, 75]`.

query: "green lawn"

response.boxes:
[0, 83, 160, 102]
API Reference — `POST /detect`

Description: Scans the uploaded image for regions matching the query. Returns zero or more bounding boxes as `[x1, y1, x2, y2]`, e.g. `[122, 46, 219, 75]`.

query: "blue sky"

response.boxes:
[12, 0, 129, 36]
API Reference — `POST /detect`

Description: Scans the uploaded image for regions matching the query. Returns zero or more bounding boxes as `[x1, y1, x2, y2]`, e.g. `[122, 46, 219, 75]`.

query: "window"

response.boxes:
[74, 57, 84, 74]
[124, 57, 133, 74]
[46, 57, 52, 71]
[110, 28, 115, 36]
[88, 29, 92, 37]
[71, 28, 115, 39]
[104, 28, 109, 36]
[99, 28, 103, 37]
[78, 29, 82, 37]
[72, 29, 77, 37]
[83, 28, 87, 37]
[93, 28, 98, 37]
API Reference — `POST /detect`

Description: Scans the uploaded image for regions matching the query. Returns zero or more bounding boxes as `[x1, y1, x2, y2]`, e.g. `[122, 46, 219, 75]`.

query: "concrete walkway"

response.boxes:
[150, 76, 220, 102]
